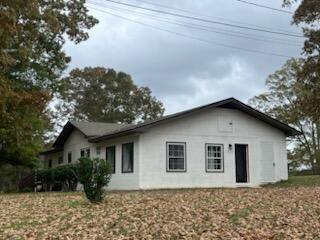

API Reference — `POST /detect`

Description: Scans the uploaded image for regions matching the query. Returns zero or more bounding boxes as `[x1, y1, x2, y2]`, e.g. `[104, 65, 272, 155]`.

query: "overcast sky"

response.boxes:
[64, 0, 302, 114]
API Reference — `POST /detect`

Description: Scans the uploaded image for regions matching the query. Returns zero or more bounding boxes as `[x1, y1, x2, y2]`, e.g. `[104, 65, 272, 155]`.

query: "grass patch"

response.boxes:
[65, 199, 88, 208]
[229, 208, 251, 224]
[5, 219, 41, 230]
[264, 175, 320, 188]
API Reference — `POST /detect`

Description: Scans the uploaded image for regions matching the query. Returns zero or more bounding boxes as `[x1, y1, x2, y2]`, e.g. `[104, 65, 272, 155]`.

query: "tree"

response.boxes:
[1, 0, 98, 90]
[282, 0, 320, 172]
[0, 1, 98, 167]
[286, 0, 320, 123]
[0, 78, 48, 167]
[249, 58, 320, 173]
[59, 67, 164, 123]
[283, 1, 320, 122]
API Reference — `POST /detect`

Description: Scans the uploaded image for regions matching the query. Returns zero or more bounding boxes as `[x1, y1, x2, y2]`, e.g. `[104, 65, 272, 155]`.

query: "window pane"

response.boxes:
[169, 144, 184, 157]
[81, 148, 90, 158]
[167, 143, 185, 171]
[58, 156, 63, 164]
[86, 148, 90, 158]
[207, 158, 214, 169]
[122, 143, 134, 173]
[106, 146, 116, 173]
[208, 149, 214, 157]
[68, 152, 72, 163]
[207, 144, 223, 171]
[169, 157, 185, 170]
[96, 146, 101, 155]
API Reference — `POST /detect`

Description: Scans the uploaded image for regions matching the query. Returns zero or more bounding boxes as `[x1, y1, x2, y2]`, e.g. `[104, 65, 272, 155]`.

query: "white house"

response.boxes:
[41, 98, 300, 190]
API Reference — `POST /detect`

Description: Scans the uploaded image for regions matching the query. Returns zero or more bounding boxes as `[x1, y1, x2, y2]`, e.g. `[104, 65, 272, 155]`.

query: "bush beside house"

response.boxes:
[37, 158, 112, 203]
[76, 158, 112, 203]
[37, 164, 78, 191]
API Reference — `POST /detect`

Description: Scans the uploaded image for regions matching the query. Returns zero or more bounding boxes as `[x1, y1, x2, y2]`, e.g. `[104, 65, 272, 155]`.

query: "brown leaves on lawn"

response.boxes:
[1, 187, 320, 239]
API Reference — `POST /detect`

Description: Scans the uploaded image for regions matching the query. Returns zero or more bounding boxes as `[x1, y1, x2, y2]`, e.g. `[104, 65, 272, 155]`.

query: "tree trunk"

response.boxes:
[315, 122, 320, 174]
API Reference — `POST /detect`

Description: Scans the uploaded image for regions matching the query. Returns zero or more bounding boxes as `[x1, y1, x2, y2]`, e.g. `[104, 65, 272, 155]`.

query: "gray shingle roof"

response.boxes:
[70, 121, 125, 137]
[52, 121, 126, 147]
[51, 98, 301, 149]
[89, 97, 301, 142]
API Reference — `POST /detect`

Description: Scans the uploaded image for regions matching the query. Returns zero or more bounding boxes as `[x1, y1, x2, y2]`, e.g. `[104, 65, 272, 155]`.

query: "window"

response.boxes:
[106, 146, 116, 174]
[86, 148, 90, 157]
[48, 159, 52, 168]
[167, 142, 186, 172]
[122, 143, 134, 173]
[96, 146, 101, 155]
[68, 152, 72, 163]
[80, 149, 84, 158]
[58, 156, 63, 164]
[206, 144, 224, 172]
[80, 148, 90, 158]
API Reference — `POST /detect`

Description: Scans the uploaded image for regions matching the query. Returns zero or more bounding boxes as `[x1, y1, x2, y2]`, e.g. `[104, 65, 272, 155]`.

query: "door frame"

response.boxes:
[234, 144, 249, 184]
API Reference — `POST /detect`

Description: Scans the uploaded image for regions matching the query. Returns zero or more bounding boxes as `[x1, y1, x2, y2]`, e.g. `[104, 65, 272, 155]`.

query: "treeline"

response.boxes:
[0, 1, 164, 192]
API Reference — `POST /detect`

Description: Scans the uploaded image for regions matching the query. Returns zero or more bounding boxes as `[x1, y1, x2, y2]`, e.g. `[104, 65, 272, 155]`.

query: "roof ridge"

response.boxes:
[70, 120, 126, 125]
[89, 97, 300, 142]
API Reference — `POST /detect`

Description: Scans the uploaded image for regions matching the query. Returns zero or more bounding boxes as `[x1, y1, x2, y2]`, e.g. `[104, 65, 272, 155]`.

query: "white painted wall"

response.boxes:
[43, 107, 288, 190]
[139, 108, 288, 189]
[43, 131, 141, 190]
[42, 151, 63, 168]
[63, 130, 94, 164]
[93, 135, 140, 190]
[43, 130, 93, 168]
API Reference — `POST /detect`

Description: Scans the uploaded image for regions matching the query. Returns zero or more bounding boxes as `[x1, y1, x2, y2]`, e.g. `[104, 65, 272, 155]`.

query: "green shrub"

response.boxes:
[289, 169, 314, 176]
[37, 164, 78, 191]
[36, 168, 54, 191]
[76, 157, 112, 203]
[54, 164, 78, 191]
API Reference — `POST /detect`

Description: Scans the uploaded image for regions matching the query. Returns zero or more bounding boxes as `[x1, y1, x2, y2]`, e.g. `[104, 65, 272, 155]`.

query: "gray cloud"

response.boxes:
[64, 0, 302, 114]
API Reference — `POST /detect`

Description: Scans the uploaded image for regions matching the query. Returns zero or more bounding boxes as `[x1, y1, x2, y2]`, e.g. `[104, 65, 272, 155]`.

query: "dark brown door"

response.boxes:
[235, 144, 248, 183]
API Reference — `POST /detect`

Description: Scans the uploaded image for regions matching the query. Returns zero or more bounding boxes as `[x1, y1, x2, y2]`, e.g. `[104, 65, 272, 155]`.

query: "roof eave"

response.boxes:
[285, 129, 302, 137]
[88, 130, 142, 143]
[40, 147, 63, 155]
[233, 100, 302, 137]
[74, 98, 303, 142]
[52, 121, 89, 148]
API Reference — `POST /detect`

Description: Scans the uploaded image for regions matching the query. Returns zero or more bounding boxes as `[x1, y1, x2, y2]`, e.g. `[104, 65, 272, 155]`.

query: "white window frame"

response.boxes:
[206, 144, 224, 172]
[122, 142, 134, 173]
[106, 145, 116, 174]
[166, 142, 186, 172]
[80, 147, 90, 158]
[96, 146, 101, 155]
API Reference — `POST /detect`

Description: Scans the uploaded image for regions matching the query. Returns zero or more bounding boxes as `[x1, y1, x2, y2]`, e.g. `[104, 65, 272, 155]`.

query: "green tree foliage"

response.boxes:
[76, 157, 112, 203]
[60, 67, 165, 123]
[282, 0, 320, 172]
[0, 79, 48, 167]
[249, 58, 320, 173]
[1, 0, 98, 89]
[283, 2, 320, 123]
[0, 0, 98, 167]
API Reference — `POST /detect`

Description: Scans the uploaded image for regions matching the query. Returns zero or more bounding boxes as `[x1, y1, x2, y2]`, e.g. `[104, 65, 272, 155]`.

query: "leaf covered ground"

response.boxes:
[1, 187, 320, 239]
